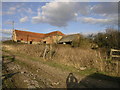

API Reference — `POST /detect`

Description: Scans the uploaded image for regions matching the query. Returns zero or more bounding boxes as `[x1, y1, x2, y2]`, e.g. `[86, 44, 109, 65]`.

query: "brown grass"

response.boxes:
[2, 42, 119, 76]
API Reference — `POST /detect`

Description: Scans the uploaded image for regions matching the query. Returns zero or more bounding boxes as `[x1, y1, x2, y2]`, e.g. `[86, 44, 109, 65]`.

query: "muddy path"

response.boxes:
[2, 48, 120, 88]
[2, 51, 85, 88]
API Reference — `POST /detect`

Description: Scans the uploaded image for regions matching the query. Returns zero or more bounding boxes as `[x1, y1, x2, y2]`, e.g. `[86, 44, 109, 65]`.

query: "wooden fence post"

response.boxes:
[117, 61, 120, 76]
[110, 49, 120, 59]
[49, 44, 52, 60]
[43, 45, 48, 59]
[110, 49, 120, 76]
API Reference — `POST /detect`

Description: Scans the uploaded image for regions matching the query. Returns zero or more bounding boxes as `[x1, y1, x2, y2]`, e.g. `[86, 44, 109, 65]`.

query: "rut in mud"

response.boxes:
[2, 44, 120, 88]
[2, 51, 120, 88]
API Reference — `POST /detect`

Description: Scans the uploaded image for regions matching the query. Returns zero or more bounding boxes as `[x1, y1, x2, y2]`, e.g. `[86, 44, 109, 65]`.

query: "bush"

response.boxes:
[71, 34, 91, 48]
[93, 29, 120, 49]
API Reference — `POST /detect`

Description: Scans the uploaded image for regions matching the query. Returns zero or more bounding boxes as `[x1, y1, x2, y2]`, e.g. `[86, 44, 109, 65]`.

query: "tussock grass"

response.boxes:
[3, 48, 97, 76]
[2, 41, 119, 76]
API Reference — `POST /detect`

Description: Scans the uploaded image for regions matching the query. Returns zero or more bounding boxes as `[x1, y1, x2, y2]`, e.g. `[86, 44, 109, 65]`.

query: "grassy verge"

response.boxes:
[4, 47, 119, 84]
[3, 49, 98, 76]
[3, 78, 16, 88]
[17, 52, 98, 76]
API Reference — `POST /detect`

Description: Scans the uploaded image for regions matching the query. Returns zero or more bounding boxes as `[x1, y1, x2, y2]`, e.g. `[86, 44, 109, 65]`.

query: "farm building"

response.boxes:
[58, 34, 81, 45]
[12, 29, 64, 44]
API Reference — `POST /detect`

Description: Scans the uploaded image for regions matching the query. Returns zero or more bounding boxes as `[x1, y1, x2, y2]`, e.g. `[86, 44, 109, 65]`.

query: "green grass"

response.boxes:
[44, 60, 97, 76]
[23, 56, 97, 76]
[17, 52, 98, 76]
[3, 55, 12, 58]
[3, 79, 16, 88]
[102, 58, 112, 61]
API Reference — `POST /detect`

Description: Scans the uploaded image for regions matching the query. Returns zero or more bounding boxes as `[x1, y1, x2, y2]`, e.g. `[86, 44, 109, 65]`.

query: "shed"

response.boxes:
[58, 34, 80, 44]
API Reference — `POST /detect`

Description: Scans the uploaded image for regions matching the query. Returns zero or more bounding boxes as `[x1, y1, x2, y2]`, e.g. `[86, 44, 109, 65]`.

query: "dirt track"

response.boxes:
[2, 51, 85, 88]
[2, 45, 120, 88]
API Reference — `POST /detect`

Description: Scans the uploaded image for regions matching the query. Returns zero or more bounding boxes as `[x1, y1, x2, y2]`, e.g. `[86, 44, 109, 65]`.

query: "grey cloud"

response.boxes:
[32, 2, 89, 27]
[88, 2, 118, 25]
[2, 3, 34, 16]
[18, 8, 34, 14]
[91, 2, 118, 16]
[1, 29, 13, 35]
[32, 2, 118, 27]
[1, 36, 11, 41]
[78, 17, 117, 26]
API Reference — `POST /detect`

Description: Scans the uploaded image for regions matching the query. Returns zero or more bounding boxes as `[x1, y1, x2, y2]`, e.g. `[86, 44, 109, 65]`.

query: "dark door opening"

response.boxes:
[17, 40, 21, 42]
[43, 41, 46, 44]
[30, 41, 32, 44]
[65, 42, 72, 45]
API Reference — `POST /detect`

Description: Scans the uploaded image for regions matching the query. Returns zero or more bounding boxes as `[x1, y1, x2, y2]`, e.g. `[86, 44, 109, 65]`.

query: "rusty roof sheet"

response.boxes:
[14, 30, 64, 42]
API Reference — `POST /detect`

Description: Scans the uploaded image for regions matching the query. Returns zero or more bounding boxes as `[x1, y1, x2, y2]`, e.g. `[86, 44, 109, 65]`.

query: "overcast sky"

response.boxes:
[1, 0, 118, 40]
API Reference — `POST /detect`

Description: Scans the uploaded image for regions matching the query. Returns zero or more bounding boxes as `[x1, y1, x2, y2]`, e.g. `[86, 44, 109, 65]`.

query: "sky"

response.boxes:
[1, 0, 118, 40]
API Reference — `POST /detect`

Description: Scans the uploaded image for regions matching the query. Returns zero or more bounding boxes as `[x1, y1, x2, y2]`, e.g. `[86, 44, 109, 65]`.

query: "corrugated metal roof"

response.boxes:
[59, 34, 80, 43]
[14, 30, 64, 42]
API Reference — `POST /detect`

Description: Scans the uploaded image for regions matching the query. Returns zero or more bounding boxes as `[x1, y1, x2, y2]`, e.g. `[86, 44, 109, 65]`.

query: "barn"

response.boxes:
[12, 29, 64, 44]
[58, 34, 81, 45]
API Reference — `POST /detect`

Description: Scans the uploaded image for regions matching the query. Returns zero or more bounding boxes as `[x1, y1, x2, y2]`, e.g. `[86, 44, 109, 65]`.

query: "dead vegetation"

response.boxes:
[2, 41, 120, 77]
[2, 40, 120, 88]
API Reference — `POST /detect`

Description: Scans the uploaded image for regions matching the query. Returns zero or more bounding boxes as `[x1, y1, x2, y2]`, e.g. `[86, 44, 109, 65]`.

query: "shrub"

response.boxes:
[71, 34, 91, 48]
[93, 29, 120, 49]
